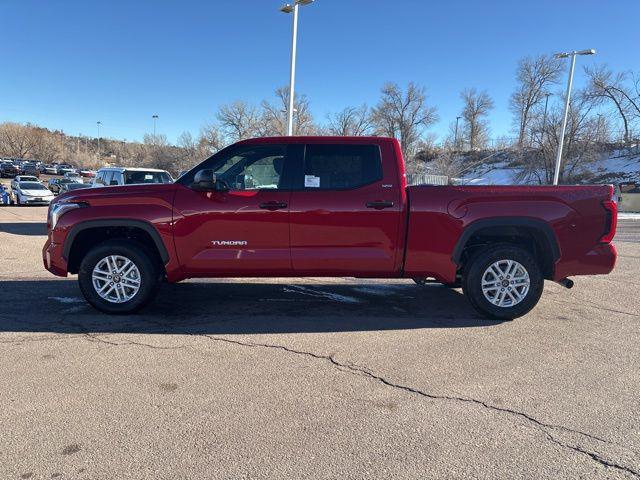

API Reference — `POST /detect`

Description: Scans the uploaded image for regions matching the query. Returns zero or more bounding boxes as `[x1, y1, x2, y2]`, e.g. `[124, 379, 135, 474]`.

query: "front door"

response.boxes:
[173, 144, 295, 276]
[289, 143, 402, 275]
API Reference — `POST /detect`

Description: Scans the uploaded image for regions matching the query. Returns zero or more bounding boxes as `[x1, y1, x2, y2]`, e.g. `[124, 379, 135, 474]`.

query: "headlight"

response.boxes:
[49, 202, 86, 229]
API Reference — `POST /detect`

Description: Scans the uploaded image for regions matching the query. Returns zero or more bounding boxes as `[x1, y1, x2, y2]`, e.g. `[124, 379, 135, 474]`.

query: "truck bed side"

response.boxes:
[403, 185, 617, 283]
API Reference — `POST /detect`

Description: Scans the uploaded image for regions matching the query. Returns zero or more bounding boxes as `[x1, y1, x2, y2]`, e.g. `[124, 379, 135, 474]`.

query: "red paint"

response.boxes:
[43, 136, 617, 285]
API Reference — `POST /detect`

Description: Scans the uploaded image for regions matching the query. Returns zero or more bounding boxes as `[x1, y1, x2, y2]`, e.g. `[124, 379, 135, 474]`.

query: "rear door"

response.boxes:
[289, 142, 402, 275]
[173, 143, 298, 276]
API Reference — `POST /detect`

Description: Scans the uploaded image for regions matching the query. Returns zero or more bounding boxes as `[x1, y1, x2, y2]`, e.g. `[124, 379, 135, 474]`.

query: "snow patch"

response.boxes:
[283, 285, 361, 304]
[619, 212, 640, 219]
[48, 296, 84, 304]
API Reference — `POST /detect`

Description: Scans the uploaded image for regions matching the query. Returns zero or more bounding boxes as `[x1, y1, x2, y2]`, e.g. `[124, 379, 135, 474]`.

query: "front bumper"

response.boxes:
[42, 238, 68, 277]
[21, 197, 53, 205]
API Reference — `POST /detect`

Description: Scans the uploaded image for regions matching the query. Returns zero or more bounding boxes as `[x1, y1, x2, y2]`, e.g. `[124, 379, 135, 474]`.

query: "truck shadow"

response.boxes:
[0, 222, 47, 236]
[0, 280, 503, 335]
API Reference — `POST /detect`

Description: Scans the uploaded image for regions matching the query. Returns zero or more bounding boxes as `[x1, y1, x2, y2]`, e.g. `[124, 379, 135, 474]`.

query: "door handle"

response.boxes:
[366, 201, 394, 209]
[259, 201, 288, 210]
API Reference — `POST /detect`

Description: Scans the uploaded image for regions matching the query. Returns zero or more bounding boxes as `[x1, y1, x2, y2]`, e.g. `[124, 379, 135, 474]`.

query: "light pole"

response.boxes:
[152, 114, 159, 137]
[97, 121, 102, 160]
[280, 0, 314, 136]
[454, 116, 461, 150]
[552, 49, 596, 185]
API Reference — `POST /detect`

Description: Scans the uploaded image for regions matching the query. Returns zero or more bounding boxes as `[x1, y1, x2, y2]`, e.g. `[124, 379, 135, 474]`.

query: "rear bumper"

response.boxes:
[42, 238, 68, 277]
[553, 243, 617, 280]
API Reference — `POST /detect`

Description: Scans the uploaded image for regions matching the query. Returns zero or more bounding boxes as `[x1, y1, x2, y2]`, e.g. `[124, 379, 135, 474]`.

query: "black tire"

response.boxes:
[462, 245, 543, 320]
[78, 240, 161, 314]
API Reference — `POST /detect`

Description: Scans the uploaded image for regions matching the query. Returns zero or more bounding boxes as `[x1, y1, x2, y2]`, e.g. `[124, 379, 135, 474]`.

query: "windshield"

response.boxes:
[20, 182, 47, 190]
[66, 183, 88, 190]
[20, 176, 38, 182]
[124, 171, 173, 185]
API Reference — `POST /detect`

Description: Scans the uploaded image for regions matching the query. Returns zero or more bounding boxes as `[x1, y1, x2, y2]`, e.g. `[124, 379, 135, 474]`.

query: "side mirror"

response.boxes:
[191, 169, 228, 192]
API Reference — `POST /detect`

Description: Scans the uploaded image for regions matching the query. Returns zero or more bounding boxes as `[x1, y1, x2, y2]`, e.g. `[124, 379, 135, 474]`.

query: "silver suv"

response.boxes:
[92, 167, 173, 187]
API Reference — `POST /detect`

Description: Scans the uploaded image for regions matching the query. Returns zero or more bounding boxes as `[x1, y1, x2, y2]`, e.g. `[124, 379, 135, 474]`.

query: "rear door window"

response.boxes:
[303, 144, 382, 190]
[103, 171, 114, 186]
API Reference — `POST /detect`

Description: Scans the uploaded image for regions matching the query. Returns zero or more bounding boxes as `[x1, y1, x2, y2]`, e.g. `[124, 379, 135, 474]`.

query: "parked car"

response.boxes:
[21, 162, 40, 177]
[11, 175, 40, 190]
[44, 136, 618, 317]
[63, 172, 83, 183]
[92, 167, 173, 187]
[48, 178, 76, 194]
[0, 184, 11, 206]
[55, 164, 75, 175]
[43, 164, 58, 175]
[80, 170, 96, 178]
[58, 182, 90, 194]
[13, 181, 54, 205]
[0, 161, 20, 178]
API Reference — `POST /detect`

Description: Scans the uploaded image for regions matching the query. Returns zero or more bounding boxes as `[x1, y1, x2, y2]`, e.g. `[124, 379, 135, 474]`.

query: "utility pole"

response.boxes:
[540, 93, 551, 146]
[97, 121, 102, 160]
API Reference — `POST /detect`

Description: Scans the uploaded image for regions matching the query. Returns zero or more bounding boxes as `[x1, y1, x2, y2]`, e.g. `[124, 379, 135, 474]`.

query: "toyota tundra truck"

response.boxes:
[43, 136, 617, 319]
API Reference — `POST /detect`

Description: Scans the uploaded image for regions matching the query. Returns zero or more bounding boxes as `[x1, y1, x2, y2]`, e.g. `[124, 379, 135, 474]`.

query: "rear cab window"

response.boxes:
[302, 144, 382, 190]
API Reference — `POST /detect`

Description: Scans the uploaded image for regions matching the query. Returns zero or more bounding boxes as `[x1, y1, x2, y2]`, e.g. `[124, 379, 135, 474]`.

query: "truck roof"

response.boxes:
[236, 136, 398, 146]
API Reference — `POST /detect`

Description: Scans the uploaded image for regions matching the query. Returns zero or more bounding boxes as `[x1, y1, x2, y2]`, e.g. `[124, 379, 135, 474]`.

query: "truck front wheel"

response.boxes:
[462, 245, 543, 320]
[78, 240, 161, 314]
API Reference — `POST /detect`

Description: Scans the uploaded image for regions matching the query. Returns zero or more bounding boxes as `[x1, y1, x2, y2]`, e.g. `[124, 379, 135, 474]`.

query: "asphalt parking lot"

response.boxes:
[1, 206, 639, 479]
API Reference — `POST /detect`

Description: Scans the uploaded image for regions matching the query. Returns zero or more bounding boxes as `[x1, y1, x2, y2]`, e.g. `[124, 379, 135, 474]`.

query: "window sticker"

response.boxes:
[304, 175, 320, 188]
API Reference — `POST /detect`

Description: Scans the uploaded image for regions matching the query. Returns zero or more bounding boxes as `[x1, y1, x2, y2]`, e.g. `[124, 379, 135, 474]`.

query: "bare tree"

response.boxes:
[584, 65, 639, 142]
[510, 55, 564, 147]
[326, 105, 372, 136]
[260, 86, 315, 136]
[177, 131, 204, 172]
[518, 91, 603, 184]
[198, 123, 224, 155]
[371, 82, 438, 160]
[216, 100, 261, 141]
[0, 122, 40, 158]
[461, 88, 494, 150]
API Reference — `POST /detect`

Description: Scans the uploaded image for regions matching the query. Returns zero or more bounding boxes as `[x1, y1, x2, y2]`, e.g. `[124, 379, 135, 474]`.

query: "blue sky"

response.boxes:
[0, 0, 638, 144]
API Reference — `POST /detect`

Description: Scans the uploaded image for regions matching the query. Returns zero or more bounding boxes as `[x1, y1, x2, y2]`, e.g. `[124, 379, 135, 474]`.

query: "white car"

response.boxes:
[63, 172, 83, 183]
[11, 175, 40, 191]
[14, 181, 55, 206]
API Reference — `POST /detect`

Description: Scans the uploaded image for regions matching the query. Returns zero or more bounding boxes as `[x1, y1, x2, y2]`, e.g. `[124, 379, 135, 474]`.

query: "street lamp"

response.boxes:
[552, 49, 596, 185]
[97, 121, 102, 159]
[280, 0, 314, 136]
[152, 114, 159, 136]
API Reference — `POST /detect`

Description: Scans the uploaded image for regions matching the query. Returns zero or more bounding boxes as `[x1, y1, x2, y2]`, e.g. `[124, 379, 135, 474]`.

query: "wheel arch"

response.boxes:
[63, 219, 169, 274]
[452, 217, 560, 279]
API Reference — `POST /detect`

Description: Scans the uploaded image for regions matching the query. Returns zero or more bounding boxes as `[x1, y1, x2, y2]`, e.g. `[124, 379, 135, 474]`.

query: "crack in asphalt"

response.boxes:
[82, 333, 187, 350]
[200, 334, 639, 478]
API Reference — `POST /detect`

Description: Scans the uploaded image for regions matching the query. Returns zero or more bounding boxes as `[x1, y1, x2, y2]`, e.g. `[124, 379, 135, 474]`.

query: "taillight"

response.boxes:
[600, 199, 617, 243]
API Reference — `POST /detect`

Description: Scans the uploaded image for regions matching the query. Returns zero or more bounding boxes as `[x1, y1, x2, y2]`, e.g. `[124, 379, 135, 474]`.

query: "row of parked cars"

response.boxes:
[0, 158, 98, 179]
[0, 165, 174, 206]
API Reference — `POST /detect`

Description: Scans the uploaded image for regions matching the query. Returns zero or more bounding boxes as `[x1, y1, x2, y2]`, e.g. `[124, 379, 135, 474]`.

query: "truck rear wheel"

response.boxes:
[78, 240, 161, 314]
[462, 245, 543, 320]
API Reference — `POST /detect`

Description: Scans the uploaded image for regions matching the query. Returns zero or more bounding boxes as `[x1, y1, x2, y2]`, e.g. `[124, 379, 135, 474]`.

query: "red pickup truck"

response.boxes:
[43, 136, 617, 319]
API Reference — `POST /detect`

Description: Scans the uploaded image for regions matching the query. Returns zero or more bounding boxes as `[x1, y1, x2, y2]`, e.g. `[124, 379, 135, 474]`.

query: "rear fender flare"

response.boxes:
[451, 217, 560, 266]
